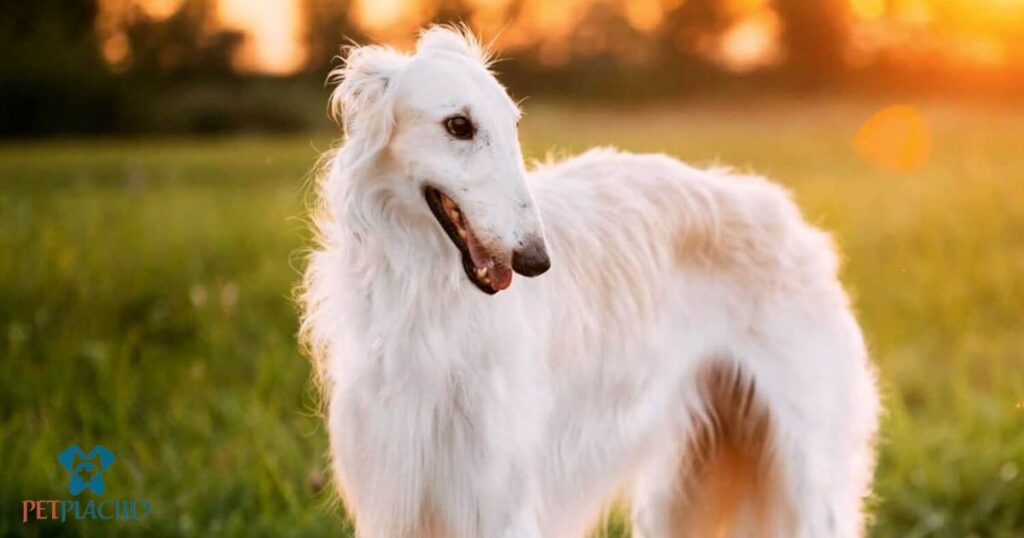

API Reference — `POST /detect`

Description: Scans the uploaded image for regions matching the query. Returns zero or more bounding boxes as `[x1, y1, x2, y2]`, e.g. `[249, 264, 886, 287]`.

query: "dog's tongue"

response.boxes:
[466, 228, 512, 291]
[488, 264, 513, 291]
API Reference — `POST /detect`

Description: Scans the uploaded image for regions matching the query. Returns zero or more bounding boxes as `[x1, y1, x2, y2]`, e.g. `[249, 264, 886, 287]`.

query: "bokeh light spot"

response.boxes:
[854, 105, 932, 172]
[851, 0, 886, 20]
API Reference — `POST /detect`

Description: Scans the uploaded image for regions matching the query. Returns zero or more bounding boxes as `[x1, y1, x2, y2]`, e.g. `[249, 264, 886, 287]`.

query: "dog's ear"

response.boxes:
[329, 45, 407, 157]
[416, 25, 492, 67]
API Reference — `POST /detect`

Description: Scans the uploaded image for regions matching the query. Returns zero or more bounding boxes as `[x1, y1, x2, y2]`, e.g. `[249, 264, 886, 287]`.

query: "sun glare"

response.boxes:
[138, 0, 184, 19]
[355, 0, 418, 35]
[217, 0, 303, 74]
[717, 7, 781, 72]
[851, 0, 886, 20]
[625, 0, 664, 32]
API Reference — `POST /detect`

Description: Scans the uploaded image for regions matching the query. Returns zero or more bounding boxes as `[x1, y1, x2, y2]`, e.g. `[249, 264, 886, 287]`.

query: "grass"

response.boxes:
[1, 100, 1023, 537]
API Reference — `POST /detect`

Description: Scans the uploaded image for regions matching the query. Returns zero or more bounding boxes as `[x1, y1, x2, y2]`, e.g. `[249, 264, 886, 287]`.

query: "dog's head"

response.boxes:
[330, 26, 549, 295]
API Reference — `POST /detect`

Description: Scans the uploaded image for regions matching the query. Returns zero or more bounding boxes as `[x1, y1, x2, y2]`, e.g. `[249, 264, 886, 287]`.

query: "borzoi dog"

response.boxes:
[300, 26, 880, 538]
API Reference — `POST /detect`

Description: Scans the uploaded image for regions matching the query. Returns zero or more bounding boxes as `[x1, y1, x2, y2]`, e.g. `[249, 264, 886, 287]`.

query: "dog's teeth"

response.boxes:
[457, 228, 467, 239]
[475, 266, 488, 279]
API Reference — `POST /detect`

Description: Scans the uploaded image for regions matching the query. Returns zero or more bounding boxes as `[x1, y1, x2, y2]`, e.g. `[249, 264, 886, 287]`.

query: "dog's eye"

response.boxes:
[444, 115, 474, 140]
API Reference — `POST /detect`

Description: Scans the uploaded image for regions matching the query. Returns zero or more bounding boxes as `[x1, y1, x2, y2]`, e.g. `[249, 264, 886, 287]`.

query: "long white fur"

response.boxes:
[301, 26, 880, 538]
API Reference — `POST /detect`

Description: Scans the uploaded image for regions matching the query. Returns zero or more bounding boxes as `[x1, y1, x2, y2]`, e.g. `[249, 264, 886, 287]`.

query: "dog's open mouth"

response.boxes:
[424, 186, 513, 294]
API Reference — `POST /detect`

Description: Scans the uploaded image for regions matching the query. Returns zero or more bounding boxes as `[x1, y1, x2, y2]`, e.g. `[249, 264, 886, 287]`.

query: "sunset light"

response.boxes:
[354, 0, 416, 34]
[716, 7, 781, 72]
[850, 0, 886, 20]
[113, 0, 1024, 75]
[217, 0, 303, 73]
[138, 0, 185, 18]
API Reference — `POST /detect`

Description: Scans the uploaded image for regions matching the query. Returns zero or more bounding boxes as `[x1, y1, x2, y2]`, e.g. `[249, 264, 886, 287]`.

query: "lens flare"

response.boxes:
[854, 105, 932, 172]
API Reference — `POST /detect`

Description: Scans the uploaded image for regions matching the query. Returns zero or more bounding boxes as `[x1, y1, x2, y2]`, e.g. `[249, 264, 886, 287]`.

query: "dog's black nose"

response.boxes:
[512, 239, 550, 277]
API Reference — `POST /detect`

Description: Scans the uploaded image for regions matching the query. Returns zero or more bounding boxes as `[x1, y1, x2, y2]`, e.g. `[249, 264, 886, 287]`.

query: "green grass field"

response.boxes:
[2, 101, 1023, 537]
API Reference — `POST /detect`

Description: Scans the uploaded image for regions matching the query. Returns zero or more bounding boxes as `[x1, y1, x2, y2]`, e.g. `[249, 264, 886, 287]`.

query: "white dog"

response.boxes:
[300, 26, 880, 538]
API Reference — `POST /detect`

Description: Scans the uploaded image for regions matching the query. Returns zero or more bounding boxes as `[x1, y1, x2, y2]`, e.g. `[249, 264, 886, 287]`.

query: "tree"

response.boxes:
[302, 0, 363, 75]
[123, 0, 244, 78]
[0, 0, 114, 135]
[655, 0, 735, 65]
[774, 0, 851, 85]
[431, 0, 475, 27]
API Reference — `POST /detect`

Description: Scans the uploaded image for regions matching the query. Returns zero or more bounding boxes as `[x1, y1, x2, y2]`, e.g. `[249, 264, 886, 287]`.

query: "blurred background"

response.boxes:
[3, 0, 1024, 135]
[2, 1, 1023, 537]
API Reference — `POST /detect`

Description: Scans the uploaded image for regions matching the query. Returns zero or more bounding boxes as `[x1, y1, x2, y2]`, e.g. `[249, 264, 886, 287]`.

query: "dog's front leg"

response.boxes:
[327, 388, 434, 538]
[328, 381, 544, 538]
[426, 421, 544, 538]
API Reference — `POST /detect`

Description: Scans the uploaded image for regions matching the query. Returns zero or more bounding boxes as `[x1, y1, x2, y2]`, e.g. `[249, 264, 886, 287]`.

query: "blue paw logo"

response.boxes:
[57, 445, 116, 496]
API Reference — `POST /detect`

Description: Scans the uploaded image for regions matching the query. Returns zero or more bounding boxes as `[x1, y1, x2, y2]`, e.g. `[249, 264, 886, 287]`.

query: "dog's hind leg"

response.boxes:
[756, 352, 879, 536]
[631, 360, 789, 538]
[630, 441, 687, 538]
[633, 350, 878, 538]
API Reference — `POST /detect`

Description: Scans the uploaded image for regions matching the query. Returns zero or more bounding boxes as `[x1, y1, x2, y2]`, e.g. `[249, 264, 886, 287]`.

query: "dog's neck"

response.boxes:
[329, 154, 475, 303]
[326, 158, 526, 376]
